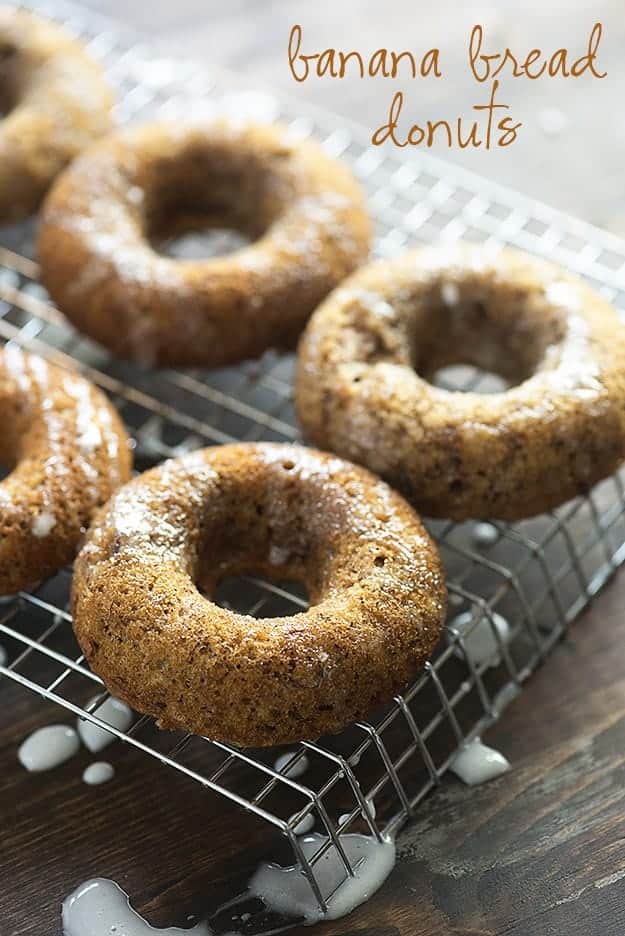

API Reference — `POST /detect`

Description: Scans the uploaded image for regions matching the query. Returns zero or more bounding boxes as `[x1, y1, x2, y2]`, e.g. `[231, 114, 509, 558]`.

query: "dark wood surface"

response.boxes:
[315, 575, 625, 936]
[4, 574, 625, 935]
[4, 3, 625, 935]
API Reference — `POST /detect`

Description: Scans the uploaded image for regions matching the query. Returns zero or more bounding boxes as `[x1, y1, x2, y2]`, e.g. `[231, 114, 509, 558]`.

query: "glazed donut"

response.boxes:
[296, 244, 625, 521]
[71, 443, 446, 746]
[37, 121, 371, 368]
[0, 7, 112, 223]
[0, 345, 131, 594]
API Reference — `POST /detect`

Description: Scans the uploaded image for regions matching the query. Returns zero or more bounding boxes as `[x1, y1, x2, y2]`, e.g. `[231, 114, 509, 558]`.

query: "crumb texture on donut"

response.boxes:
[0, 7, 113, 222]
[38, 120, 371, 368]
[296, 244, 625, 520]
[0, 346, 132, 594]
[71, 443, 447, 747]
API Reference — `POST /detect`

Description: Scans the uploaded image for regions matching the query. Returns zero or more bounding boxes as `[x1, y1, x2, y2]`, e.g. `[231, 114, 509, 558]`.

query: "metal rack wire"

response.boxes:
[3, 0, 625, 925]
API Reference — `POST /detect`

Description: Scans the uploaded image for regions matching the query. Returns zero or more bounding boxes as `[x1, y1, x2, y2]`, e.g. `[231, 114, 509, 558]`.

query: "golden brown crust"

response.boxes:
[71, 443, 447, 747]
[0, 345, 132, 594]
[37, 121, 371, 368]
[295, 244, 625, 521]
[0, 7, 113, 223]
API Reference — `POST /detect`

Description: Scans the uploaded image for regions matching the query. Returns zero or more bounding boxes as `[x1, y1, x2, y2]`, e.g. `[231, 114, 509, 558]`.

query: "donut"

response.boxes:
[37, 121, 371, 368]
[0, 7, 112, 223]
[71, 443, 446, 746]
[0, 345, 132, 594]
[295, 244, 625, 521]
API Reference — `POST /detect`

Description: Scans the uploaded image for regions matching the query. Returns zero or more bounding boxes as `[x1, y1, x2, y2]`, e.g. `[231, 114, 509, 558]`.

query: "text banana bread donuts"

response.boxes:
[0, 345, 132, 594]
[296, 244, 625, 520]
[37, 120, 371, 368]
[0, 7, 113, 223]
[71, 443, 446, 747]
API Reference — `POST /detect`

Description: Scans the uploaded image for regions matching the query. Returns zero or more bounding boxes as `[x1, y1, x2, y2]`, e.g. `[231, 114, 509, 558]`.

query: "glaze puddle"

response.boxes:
[273, 751, 309, 779]
[62, 832, 395, 932]
[18, 725, 80, 772]
[289, 810, 315, 836]
[339, 796, 376, 828]
[62, 878, 210, 936]
[450, 737, 511, 785]
[249, 832, 395, 923]
[78, 696, 134, 752]
[82, 762, 115, 786]
[449, 609, 511, 668]
[471, 521, 499, 547]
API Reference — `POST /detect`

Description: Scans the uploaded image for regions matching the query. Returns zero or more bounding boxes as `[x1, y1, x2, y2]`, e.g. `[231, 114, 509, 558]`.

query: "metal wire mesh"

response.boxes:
[2, 0, 625, 923]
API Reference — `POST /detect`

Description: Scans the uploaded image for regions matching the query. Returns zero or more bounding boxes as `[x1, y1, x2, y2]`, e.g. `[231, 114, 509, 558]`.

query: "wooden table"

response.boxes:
[5, 572, 625, 935]
[5, 3, 625, 934]
[313, 577, 625, 935]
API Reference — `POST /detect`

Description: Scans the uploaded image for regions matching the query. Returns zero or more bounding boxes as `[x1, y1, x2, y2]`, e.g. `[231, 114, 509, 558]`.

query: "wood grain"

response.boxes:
[291, 576, 625, 936]
[2, 572, 625, 935]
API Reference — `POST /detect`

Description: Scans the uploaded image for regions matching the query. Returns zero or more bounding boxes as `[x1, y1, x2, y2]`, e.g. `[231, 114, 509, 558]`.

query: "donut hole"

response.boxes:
[149, 194, 259, 261]
[214, 574, 310, 618]
[0, 42, 19, 118]
[0, 434, 18, 480]
[192, 462, 359, 619]
[411, 282, 567, 390]
[196, 527, 319, 618]
[341, 274, 567, 392]
[141, 141, 287, 260]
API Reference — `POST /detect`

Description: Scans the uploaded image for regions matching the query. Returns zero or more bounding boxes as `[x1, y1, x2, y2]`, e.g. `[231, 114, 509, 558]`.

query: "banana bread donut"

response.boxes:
[0, 7, 112, 223]
[71, 443, 446, 746]
[0, 345, 132, 594]
[37, 121, 371, 368]
[296, 244, 625, 521]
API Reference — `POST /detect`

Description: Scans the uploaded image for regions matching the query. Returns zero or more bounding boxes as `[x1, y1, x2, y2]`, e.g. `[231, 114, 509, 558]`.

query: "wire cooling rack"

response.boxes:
[2, 0, 625, 926]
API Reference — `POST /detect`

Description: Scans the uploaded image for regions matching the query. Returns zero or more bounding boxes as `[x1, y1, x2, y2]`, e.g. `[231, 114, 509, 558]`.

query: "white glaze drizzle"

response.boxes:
[450, 738, 511, 785]
[249, 832, 395, 923]
[4, 344, 31, 393]
[471, 522, 499, 548]
[273, 750, 309, 779]
[82, 762, 115, 786]
[64, 376, 103, 454]
[77, 696, 134, 753]
[96, 388, 124, 491]
[269, 544, 291, 566]
[441, 282, 460, 306]
[2, 346, 122, 526]
[449, 610, 511, 669]
[32, 511, 56, 538]
[18, 725, 80, 772]
[62, 878, 210, 936]
[62, 829, 394, 931]
[339, 797, 376, 828]
[545, 280, 581, 312]
[290, 811, 315, 835]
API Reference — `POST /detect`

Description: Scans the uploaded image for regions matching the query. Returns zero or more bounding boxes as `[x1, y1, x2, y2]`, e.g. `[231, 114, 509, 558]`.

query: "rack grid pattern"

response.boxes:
[2, 0, 625, 924]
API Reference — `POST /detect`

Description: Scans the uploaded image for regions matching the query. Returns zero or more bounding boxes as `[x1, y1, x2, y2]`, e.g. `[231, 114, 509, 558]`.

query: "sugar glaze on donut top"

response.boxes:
[0, 345, 132, 593]
[37, 120, 371, 368]
[71, 443, 447, 747]
[296, 243, 625, 520]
